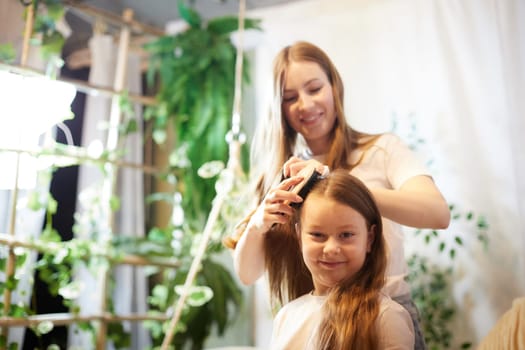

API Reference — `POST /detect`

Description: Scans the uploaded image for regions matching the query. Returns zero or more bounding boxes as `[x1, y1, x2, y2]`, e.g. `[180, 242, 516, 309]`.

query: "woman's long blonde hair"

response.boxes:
[276, 170, 387, 349]
[224, 42, 382, 293]
[251, 41, 380, 201]
[258, 42, 383, 305]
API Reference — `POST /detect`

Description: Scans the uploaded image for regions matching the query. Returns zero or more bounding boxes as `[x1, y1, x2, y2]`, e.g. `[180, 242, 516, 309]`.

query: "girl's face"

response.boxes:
[299, 193, 373, 296]
[282, 61, 336, 155]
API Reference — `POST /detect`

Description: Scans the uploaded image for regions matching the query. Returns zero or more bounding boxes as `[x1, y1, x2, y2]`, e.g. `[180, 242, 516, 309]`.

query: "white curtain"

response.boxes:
[249, 0, 525, 348]
[68, 34, 150, 349]
[0, 2, 64, 343]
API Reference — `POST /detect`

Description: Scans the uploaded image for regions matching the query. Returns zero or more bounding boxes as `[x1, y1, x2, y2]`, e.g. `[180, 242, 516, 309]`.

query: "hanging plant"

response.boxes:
[21, 0, 66, 60]
[144, 0, 260, 229]
[0, 0, 261, 348]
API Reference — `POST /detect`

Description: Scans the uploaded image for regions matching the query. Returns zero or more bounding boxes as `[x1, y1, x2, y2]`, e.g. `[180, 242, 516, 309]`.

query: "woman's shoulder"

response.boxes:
[370, 132, 405, 147]
[353, 132, 409, 163]
[377, 294, 415, 348]
[355, 132, 406, 152]
[379, 293, 412, 323]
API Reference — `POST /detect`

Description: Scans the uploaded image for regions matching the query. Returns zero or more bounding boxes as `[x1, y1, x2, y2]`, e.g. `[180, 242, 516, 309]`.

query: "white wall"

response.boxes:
[246, 0, 525, 348]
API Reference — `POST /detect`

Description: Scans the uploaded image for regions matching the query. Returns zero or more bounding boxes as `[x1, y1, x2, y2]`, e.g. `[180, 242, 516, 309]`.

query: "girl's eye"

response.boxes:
[308, 232, 325, 240]
[282, 95, 297, 103]
[340, 232, 354, 239]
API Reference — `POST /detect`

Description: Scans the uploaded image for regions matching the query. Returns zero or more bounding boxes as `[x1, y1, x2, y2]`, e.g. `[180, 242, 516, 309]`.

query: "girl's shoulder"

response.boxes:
[286, 292, 326, 308]
[273, 293, 325, 334]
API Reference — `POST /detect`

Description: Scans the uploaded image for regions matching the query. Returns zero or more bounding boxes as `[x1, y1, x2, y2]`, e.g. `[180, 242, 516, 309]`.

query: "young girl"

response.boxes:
[270, 170, 414, 349]
[225, 41, 450, 349]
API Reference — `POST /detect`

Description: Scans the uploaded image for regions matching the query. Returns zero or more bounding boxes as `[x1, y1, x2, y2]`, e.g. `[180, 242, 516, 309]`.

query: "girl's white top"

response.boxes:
[270, 292, 415, 350]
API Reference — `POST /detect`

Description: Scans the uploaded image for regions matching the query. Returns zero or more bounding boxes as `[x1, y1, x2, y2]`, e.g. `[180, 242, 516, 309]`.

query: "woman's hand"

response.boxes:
[234, 175, 304, 285]
[283, 156, 329, 178]
[248, 176, 304, 234]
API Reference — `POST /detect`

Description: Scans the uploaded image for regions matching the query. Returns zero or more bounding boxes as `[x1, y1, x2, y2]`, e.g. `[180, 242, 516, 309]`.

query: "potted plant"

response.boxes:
[141, 1, 261, 348]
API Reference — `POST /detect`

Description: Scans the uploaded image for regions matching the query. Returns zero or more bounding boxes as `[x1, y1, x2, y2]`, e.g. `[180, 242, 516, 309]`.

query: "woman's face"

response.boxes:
[299, 193, 373, 296]
[282, 60, 336, 155]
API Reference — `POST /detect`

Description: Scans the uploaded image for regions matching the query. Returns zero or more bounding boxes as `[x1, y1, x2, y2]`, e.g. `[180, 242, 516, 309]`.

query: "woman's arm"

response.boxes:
[283, 157, 450, 229]
[233, 214, 268, 285]
[233, 176, 304, 285]
[370, 175, 450, 229]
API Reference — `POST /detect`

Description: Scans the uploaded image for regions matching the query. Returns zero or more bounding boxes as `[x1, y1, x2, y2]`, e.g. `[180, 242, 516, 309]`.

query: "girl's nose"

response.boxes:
[323, 238, 341, 255]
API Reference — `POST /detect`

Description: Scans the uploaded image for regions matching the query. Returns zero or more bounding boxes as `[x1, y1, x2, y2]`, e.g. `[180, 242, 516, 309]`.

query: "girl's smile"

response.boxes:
[298, 192, 374, 295]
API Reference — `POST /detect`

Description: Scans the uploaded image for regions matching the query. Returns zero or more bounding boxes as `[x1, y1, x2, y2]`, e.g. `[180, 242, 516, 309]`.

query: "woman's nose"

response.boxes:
[298, 94, 314, 111]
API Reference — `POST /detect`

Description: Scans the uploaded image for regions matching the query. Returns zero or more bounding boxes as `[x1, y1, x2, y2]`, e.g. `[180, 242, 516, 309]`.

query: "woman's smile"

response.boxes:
[282, 61, 336, 154]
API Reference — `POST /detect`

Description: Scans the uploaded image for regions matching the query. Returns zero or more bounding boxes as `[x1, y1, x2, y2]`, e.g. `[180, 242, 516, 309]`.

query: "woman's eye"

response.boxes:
[309, 87, 322, 94]
[283, 96, 297, 103]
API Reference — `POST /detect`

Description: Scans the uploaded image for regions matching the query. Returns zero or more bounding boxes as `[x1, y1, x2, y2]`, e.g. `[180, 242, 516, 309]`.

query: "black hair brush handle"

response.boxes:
[289, 166, 322, 209]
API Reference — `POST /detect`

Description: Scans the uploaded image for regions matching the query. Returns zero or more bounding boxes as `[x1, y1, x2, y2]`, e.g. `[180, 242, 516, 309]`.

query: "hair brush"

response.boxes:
[222, 165, 324, 249]
[288, 165, 323, 209]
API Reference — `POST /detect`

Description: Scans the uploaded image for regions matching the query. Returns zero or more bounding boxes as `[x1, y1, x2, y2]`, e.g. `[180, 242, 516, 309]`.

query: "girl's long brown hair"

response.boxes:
[263, 42, 382, 303]
[270, 170, 387, 349]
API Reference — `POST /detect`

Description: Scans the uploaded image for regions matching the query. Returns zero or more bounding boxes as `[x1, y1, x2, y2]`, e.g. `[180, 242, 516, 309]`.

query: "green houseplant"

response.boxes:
[143, 0, 260, 228]
[0, 0, 261, 349]
[141, 1, 261, 348]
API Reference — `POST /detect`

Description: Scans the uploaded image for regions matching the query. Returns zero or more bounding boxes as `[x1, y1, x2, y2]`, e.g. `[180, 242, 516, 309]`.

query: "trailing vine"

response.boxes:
[1, 0, 261, 349]
[29, 0, 66, 60]
[392, 112, 490, 349]
[406, 206, 489, 350]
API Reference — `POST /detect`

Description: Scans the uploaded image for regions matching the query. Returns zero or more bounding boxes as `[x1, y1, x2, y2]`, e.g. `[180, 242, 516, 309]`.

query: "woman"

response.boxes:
[270, 169, 414, 349]
[224, 41, 450, 349]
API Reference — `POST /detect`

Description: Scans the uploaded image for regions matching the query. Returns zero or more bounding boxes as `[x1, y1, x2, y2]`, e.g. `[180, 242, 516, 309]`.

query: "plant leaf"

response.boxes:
[177, 0, 201, 28]
[207, 16, 262, 35]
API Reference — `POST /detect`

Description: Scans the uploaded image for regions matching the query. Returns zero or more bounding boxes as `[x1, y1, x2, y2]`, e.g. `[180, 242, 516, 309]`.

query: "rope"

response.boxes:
[160, 0, 247, 348]
[230, 0, 246, 138]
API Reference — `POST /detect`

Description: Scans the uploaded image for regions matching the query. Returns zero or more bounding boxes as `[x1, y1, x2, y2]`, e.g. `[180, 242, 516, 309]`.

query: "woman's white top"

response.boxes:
[270, 292, 415, 350]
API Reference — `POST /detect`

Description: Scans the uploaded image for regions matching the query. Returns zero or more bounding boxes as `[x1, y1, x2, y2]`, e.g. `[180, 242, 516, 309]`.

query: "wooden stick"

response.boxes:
[0, 63, 157, 106]
[20, 2, 34, 67]
[160, 184, 228, 349]
[0, 146, 160, 174]
[0, 313, 169, 327]
[63, 1, 164, 37]
[0, 232, 181, 269]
